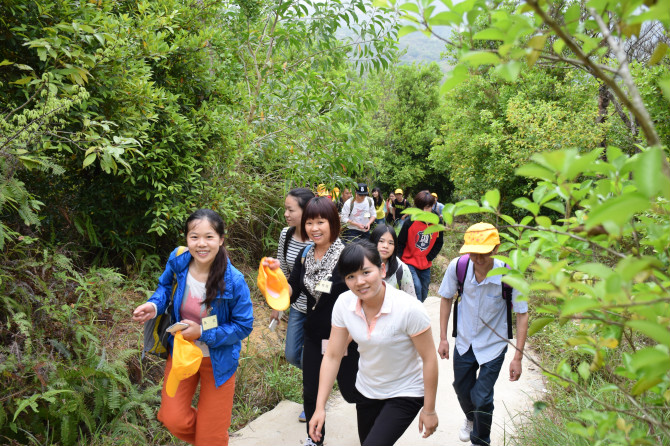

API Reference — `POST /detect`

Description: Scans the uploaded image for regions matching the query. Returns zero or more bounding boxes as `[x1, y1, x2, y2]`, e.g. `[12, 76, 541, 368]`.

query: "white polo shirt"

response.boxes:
[332, 284, 431, 399]
[438, 257, 528, 364]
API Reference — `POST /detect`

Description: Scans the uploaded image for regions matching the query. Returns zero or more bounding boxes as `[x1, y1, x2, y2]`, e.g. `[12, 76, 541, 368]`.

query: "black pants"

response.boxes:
[341, 228, 370, 244]
[303, 335, 361, 445]
[356, 394, 424, 446]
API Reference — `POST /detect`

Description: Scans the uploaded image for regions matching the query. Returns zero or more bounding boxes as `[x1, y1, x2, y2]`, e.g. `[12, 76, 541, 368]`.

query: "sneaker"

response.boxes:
[298, 410, 306, 422]
[459, 418, 474, 442]
[303, 437, 318, 446]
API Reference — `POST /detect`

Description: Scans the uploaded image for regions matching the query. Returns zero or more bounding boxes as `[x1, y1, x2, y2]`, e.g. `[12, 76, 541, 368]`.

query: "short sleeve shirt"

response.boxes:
[332, 285, 430, 399]
[341, 198, 375, 232]
[438, 257, 528, 364]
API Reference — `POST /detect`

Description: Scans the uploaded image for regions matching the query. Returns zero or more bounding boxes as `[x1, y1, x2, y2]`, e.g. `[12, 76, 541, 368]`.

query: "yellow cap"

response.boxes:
[258, 258, 290, 311]
[395, 188, 403, 195]
[317, 184, 328, 197]
[332, 187, 340, 194]
[431, 192, 438, 198]
[166, 332, 203, 397]
[460, 223, 500, 254]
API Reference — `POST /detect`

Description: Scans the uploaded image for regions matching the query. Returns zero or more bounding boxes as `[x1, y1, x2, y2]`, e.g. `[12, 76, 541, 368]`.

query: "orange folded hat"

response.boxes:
[258, 258, 290, 311]
[166, 332, 203, 397]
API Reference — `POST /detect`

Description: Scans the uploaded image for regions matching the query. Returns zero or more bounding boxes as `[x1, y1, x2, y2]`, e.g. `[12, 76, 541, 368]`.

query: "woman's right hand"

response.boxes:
[308, 407, 326, 443]
[132, 302, 156, 323]
[271, 310, 281, 322]
[263, 257, 281, 271]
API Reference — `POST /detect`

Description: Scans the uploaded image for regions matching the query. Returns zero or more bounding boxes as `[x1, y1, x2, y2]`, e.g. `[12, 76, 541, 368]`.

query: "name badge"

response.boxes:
[202, 314, 218, 331]
[315, 280, 332, 294]
[364, 213, 370, 218]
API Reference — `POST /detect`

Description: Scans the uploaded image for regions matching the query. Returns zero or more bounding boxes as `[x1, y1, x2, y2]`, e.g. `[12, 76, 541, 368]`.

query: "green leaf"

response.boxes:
[10, 76, 34, 85]
[428, 11, 462, 26]
[575, 262, 612, 279]
[0, 59, 13, 67]
[398, 25, 418, 38]
[553, 38, 565, 54]
[512, 197, 540, 216]
[494, 61, 522, 82]
[83, 153, 97, 168]
[528, 316, 553, 336]
[399, 3, 419, 13]
[422, 224, 445, 235]
[561, 297, 601, 316]
[647, 42, 668, 65]
[501, 274, 530, 295]
[484, 189, 500, 209]
[660, 78, 670, 103]
[441, 64, 468, 93]
[461, 51, 501, 66]
[411, 210, 439, 225]
[473, 28, 506, 41]
[535, 216, 551, 227]
[626, 321, 670, 347]
[584, 192, 650, 230]
[634, 146, 670, 199]
[516, 163, 555, 181]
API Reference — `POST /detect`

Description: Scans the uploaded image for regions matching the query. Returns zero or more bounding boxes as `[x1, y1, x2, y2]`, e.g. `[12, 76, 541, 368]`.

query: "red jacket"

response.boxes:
[397, 219, 444, 270]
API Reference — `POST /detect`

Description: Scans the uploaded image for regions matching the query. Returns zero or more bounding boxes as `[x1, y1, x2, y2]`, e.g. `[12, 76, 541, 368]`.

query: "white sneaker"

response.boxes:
[303, 437, 318, 446]
[459, 418, 474, 442]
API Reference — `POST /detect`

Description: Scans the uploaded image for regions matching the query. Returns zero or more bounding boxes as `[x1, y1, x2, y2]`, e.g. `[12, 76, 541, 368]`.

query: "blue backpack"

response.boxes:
[452, 254, 513, 339]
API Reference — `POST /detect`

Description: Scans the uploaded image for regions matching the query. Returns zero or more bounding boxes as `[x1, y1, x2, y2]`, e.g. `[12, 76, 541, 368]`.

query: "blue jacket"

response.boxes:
[148, 247, 254, 388]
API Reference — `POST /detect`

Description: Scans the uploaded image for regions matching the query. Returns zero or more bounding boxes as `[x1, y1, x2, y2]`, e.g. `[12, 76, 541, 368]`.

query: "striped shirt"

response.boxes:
[277, 227, 312, 313]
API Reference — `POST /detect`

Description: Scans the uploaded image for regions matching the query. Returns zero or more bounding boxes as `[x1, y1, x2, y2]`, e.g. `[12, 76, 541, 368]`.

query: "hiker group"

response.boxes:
[132, 184, 529, 446]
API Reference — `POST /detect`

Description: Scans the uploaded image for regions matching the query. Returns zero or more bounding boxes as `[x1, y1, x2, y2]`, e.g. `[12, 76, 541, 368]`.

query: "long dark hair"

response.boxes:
[372, 187, 383, 207]
[286, 187, 315, 242]
[184, 209, 227, 308]
[338, 241, 382, 278]
[370, 224, 399, 277]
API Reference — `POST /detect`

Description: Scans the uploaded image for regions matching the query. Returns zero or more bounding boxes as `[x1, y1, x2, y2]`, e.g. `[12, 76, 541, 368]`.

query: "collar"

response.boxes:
[468, 258, 504, 286]
[348, 283, 393, 314]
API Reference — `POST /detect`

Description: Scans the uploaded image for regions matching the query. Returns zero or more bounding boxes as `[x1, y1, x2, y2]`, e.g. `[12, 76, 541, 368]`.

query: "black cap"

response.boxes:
[356, 183, 369, 195]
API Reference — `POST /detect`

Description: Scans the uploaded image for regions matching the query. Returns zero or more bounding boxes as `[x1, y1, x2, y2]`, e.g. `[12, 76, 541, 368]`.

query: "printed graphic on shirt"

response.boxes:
[414, 230, 431, 252]
[181, 275, 208, 323]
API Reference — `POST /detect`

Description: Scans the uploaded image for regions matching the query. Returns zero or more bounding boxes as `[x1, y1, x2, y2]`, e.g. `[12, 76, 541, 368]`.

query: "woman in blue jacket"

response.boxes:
[132, 209, 254, 446]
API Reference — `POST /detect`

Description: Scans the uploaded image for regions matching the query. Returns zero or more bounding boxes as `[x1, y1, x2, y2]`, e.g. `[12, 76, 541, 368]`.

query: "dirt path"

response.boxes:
[230, 296, 545, 445]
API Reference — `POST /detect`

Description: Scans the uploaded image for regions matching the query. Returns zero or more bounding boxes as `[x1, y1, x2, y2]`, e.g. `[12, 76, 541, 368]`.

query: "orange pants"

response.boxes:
[157, 356, 235, 446]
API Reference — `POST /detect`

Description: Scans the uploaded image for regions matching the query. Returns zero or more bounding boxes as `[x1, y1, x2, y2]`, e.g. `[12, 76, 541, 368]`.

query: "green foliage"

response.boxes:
[431, 68, 609, 204]
[365, 62, 448, 197]
[0, 239, 163, 444]
[411, 145, 670, 444]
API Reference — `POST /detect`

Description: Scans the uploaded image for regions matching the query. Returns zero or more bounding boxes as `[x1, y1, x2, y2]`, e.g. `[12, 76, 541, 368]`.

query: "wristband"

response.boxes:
[421, 409, 437, 416]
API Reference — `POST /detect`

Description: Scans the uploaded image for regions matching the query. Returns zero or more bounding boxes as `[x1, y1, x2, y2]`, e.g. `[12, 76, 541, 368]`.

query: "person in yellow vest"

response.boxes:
[371, 187, 386, 227]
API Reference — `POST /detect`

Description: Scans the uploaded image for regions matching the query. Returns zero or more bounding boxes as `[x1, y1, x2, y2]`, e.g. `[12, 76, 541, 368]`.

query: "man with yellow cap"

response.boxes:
[436, 223, 528, 446]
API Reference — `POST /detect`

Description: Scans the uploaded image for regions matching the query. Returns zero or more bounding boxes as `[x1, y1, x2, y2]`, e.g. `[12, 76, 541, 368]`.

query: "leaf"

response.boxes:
[561, 297, 601, 316]
[516, 163, 555, 181]
[484, 189, 500, 209]
[428, 11, 464, 26]
[512, 197, 540, 216]
[461, 51, 501, 66]
[660, 78, 670, 103]
[634, 146, 670, 199]
[422, 224, 445, 235]
[626, 320, 670, 347]
[399, 3, 419, 13]
[83, 153, 97, 168]
[528, 316, 553, 336]
[648, 43, 668, 66]
[535, 216, 551, 227]
[495, 61, 522, 82]
[473, 28, 506, 41]
[0, 59, 13, 66]
[584, 192, 650, 230]
[398, 25, 418, 38]
[441, 64, 468, 93]
[501, 274, 530, 295]
[10, 77, 34, 85]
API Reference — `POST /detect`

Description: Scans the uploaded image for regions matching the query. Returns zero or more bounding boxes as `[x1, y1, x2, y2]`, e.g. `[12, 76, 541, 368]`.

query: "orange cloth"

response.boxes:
[165, 332, 203, 397]
[257, 258, 290, 311]
[158, 356, 236, 446]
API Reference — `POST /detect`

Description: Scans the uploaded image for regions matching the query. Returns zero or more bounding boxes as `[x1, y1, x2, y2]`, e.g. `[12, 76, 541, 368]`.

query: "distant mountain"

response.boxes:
[398, 29, 452, 72]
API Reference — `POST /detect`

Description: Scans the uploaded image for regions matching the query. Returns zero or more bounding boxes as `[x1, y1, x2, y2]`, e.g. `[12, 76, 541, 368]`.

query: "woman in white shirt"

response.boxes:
[308, 241, 438, 446]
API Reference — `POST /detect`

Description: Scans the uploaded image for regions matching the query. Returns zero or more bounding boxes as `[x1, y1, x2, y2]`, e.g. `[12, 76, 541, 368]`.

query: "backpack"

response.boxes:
[346, 197, 374, 218]
[452, 254, 513, 339]
[142, 246, 188, 359]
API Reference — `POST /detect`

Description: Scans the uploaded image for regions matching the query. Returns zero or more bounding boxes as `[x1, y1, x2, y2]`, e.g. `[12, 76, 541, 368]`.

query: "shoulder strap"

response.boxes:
[347, 198, 355, 217]
[282, 226, 296, 262]
[367, 197, 373, 208]
[452, 255, 470, 338]
[301, 244, 314, 264]
[502, 264, 513, 339]
[395, 263, 403, 283]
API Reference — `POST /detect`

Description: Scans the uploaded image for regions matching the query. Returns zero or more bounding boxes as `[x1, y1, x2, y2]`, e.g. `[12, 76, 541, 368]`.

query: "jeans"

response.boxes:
[356, 395, 423, 446]
[342, 228, 370, 244]
[407, 264, 431, 302]
[374, 218, 385, 227]
[284, 307, 306, 369]
[453, 346, 507, 446]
